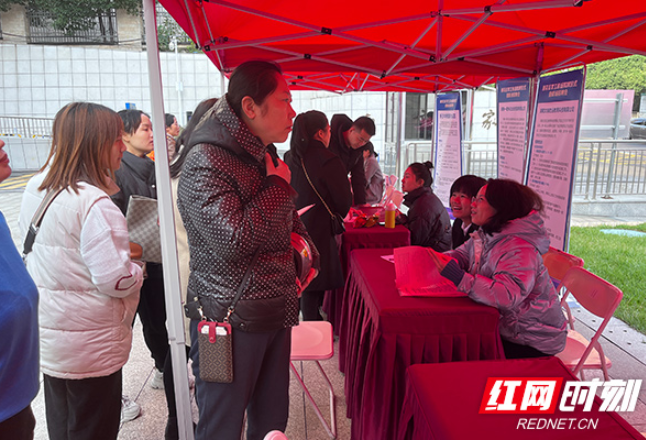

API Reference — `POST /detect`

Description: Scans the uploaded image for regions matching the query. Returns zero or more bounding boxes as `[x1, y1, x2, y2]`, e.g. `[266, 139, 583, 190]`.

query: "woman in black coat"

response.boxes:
[399, 161, 452, 251]
[285, 111, 352, 321]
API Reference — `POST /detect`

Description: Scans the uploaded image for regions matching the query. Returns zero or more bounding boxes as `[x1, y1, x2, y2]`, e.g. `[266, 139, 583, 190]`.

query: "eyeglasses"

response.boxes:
[471, 196, 487, 204]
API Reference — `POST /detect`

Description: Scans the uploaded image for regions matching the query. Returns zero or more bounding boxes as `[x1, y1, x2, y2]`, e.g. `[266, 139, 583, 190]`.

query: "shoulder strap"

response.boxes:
[22, 187, 64, 260]
[225, 244, 263, 321]
[301, 157, 335, 219]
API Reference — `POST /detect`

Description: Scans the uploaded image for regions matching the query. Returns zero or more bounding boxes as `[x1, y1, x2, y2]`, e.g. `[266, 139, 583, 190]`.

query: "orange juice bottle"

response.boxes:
[385, 201, 396, 228]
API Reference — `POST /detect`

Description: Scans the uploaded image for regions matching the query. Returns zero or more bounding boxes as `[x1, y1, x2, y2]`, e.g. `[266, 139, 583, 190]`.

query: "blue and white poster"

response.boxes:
[497, 78, 531, 183]
[526, 69, 585, 251]
[434, 92, 463, 206]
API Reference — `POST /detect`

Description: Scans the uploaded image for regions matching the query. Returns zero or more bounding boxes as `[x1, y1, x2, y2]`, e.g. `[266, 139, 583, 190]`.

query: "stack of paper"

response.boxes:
[394, 246, 466, 297]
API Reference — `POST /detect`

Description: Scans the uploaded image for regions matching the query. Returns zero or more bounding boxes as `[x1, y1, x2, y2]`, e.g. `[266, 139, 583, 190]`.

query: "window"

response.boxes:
[405, 93, 436, 140]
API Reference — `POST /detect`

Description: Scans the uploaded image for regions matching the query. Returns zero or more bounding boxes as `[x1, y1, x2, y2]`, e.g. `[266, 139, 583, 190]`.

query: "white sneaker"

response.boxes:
[120, 395, 141, 423]
[150, 368, 164, 389]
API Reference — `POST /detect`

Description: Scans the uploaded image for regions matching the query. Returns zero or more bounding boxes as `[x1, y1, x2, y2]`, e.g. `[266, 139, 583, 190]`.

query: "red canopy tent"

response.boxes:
[158, 0, 646, 92]
[141, 2, 646, 440]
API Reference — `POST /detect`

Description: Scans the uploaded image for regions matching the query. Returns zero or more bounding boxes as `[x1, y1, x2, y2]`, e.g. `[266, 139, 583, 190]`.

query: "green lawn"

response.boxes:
[568, 223, 646, 335]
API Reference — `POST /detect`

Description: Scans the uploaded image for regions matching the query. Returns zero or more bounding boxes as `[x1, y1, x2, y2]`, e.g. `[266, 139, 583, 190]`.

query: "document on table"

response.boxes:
[394, 246, 466, 297]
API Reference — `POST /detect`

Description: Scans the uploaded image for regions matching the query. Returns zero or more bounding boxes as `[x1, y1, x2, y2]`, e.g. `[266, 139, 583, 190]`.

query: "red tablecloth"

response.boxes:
[338, 248, 503, 440]
[322, 224, 410, 332]
[399, 357, 644, 440]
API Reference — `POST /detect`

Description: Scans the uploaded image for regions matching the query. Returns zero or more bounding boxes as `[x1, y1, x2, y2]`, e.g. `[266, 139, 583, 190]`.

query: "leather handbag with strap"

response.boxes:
[301, 157, 345, 235]
[23, 187, 64, 262]
[187, 243, 264, 383]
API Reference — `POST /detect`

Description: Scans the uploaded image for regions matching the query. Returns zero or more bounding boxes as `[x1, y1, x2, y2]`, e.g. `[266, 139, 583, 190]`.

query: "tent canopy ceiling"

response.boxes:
[159, 0, 646, 92]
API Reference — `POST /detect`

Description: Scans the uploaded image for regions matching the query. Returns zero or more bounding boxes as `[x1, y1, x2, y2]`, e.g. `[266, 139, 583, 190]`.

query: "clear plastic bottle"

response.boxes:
[385, 201, 396, 229]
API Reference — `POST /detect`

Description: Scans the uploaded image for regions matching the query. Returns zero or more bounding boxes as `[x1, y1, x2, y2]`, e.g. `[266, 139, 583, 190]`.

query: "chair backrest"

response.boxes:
[543, 247, 584, 285]
[558, 266, 622, 320]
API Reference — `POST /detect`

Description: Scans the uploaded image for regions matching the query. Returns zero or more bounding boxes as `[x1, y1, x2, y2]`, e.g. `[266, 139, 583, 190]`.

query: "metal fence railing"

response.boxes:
[388, 140, 646, 199]
[3, 114, 646, 198]
[0, 116, 54, 139]
[26, 8, 118, 45]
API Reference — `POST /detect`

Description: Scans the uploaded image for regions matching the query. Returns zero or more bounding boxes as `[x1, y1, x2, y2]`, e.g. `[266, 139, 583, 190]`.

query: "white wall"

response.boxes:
[1, 43, 390, 164]
[0, 43, 226, 122]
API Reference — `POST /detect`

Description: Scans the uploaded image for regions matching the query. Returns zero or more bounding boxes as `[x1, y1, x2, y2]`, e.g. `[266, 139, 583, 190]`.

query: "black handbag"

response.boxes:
[185, 243, 263, 383]
[301, 158, 345, 235]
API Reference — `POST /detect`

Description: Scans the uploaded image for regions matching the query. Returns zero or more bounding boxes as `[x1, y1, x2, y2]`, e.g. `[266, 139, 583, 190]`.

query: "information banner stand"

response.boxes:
[526, 69, 585, 251]
[497, 78, 531, 183]
[433, 92, 463, 206]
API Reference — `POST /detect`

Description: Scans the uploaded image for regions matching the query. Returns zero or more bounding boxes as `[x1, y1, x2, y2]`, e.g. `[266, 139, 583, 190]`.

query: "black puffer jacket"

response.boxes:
[111, 151, 156, 215]
[177, 97, 319, 332]
[284, 141, 352, 291]
[400, 186, 451, 251]
[329, 114, 367, 205]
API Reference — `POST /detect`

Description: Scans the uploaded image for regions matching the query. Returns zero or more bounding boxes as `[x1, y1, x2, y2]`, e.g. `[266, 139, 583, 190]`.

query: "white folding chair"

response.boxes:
[290, 321, 337, 439]
[555, 266, 622, 380]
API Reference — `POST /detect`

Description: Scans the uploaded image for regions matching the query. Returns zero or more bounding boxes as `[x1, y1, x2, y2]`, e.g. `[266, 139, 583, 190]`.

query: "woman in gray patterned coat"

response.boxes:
[177, 61, 319, 440]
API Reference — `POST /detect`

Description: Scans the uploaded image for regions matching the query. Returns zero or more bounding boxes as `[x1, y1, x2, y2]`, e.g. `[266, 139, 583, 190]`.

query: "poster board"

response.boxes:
[525, 69, 585, 251]
[497, 77, 531, 183]
[433, 92, 463, 205]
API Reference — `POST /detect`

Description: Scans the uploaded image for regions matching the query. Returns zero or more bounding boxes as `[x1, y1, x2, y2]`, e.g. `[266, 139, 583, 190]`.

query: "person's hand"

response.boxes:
[427, 248, 452, 272]
[129, 242, 143, 260]
[296, 268, 319, 297]
[265, 153, 291, 184]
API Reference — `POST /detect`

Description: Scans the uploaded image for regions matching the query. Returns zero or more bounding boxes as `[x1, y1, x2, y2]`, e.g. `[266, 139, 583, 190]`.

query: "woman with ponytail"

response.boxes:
[285, 110, 352, 321]
[399, 161, 451, 251]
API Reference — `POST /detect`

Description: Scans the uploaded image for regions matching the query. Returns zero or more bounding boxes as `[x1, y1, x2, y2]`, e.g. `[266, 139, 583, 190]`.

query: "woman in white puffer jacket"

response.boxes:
[19, 102, 144, 440]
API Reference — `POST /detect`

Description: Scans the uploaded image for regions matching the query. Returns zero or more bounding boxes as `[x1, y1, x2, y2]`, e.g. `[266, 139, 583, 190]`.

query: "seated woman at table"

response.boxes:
[428, 179, 567, 359]
[285, 110, 352, 320]
[449, 174, 486, 249]
[398, 161, 451, 251]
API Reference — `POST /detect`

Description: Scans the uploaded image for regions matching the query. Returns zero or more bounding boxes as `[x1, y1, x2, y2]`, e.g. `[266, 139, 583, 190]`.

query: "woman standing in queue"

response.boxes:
[398, 161, 451, 251]
[177, 61, 319, 440]
[428, 179, 566, 359]
[19, 102, 144, 440]
[0, 139, 39, 440]
[285, 110, 352, 321]
[163, 97, 217, 439]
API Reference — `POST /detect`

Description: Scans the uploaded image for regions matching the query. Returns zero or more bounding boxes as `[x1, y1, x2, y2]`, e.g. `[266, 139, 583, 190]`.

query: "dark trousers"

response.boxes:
[300, 289, 325, 321]
[189, 320, 291, 440]
[43, 370, 122, 440]
[0, 405, 35, 440]
[502, 338, 550, 359]
[137, 264, 170, 371]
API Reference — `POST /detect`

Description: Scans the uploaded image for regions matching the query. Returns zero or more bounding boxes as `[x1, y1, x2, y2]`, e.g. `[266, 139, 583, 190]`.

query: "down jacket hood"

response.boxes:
[481, 210, 550, 254]
[186, 97, 279, 166]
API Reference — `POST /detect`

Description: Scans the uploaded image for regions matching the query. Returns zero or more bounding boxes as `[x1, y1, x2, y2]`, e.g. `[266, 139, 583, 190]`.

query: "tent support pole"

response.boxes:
[142, 1, 194, 439]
